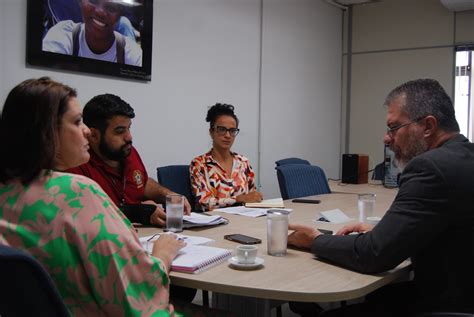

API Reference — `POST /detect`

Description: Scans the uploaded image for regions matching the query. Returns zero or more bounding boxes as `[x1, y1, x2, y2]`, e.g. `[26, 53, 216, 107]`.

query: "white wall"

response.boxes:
[0, 0, 342, 198]
[260, 0, 342, 197]
[345, 0, 474, 169]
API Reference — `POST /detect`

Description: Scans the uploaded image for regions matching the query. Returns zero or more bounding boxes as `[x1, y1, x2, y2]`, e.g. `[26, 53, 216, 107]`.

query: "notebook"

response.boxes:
[245, 198, 285, 208]
[171, 245, 232, 274]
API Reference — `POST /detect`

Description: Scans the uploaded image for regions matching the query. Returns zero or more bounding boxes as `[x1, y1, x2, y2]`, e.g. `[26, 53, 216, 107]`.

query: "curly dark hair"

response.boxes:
[0, 77, 77, 185]
[206, 103, 239, 128]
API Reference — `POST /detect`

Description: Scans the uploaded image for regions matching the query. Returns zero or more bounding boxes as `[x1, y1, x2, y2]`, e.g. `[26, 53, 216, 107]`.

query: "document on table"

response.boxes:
[245, 197, 285, 208]
[183, 212, 228, 228]
[319, 209, 352, 224]
[214, 206, 292, 218]
[140, 233, 214, 254]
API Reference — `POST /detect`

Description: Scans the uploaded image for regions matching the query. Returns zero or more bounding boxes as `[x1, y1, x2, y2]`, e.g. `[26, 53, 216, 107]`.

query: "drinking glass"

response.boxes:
[358, 193, 376, 223]
[267, 209, 290, 256]
[166, 194, 184, 232]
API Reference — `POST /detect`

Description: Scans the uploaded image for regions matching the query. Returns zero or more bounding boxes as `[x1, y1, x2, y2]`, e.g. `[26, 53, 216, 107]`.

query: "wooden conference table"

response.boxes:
[138, 181, 408, 314]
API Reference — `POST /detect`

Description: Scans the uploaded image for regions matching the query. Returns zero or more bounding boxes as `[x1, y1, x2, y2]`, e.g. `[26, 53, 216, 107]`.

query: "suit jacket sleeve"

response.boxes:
[312, 155, 450, 274]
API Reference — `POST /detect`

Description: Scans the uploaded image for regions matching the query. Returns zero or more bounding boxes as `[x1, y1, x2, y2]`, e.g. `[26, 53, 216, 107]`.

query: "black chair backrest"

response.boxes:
[372, 162, 385, 180]
[0, 244, 70, 317]
[276, 164, 331, 200]
[275, 157, 311, 167]
[157, 165, 195, 209]
[415, 313, 474, 317]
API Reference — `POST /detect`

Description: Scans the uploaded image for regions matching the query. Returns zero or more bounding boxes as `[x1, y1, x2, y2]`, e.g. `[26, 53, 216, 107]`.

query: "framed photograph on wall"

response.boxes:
[26, 0, 153, 81]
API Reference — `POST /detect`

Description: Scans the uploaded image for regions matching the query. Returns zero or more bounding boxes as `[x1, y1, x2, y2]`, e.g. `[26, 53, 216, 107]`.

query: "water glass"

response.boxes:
[166, 194, 184, 232]
[267, 209, 290, 256]
[358, 193, 376, 223]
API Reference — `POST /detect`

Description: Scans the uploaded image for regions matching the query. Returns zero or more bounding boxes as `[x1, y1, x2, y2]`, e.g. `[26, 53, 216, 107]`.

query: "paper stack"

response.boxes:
[183, 212, 228, 228]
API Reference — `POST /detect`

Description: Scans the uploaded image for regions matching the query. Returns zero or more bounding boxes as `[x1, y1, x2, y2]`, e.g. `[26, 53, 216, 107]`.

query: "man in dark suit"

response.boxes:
[288, 79, 474, 316]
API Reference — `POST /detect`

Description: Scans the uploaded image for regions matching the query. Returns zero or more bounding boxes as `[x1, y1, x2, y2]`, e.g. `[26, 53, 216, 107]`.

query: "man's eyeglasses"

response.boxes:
[214, 126, 240, 137]
[386, 117, 424, 137]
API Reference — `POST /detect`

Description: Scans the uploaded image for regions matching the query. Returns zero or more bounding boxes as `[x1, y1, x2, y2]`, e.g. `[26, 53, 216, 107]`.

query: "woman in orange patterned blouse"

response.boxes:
[190, 103, 263, 211]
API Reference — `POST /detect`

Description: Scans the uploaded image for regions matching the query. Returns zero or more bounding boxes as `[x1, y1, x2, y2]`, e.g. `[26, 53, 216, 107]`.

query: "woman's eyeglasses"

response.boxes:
[214, 126, 240, 137]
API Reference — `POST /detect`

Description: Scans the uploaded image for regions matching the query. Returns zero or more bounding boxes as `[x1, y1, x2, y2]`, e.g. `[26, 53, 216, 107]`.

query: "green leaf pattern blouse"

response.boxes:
[0, 172, 173, 317]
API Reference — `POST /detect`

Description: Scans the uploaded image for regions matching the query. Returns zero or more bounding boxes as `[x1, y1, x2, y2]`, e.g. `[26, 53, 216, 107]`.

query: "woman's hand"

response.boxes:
[236, 191, 263, 203]
[151, 234, 186, 272]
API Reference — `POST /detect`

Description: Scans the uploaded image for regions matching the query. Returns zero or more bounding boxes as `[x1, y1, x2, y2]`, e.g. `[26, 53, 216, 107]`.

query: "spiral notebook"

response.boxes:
[171, 245, 232, 274]
[245, 198, 285, 208]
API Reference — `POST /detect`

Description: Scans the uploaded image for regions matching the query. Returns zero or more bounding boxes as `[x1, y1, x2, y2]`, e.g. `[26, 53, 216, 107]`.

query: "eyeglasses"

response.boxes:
[386, 117, 424, 137]
[86, 0, 122, 15]
[214, 126, 240, 137]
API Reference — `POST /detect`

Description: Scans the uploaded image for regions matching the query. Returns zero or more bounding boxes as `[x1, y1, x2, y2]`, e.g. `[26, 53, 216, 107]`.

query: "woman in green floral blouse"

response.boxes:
[0, 77, 184, 317]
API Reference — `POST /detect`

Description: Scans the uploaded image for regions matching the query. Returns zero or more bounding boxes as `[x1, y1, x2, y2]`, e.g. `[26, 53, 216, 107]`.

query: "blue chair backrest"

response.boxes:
[157, 165, 195, 210]
[276, 164, 331, 200]
[275, 157, 311, 167]
[0, 245, 70, 317]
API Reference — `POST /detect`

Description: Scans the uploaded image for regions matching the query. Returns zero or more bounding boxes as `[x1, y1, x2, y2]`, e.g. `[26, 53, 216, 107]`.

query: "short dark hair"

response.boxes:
[385, 79, 460, 133]
[83, 93, 135, 133]
[206, 103, 239, 128]
[0, 77, 77, 185]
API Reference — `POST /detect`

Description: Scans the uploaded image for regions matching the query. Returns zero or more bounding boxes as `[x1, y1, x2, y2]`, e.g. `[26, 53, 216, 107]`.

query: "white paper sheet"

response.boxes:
[183, 212, 224, 225]
[214, 206, 292, 218]
[319, 209, 352, 224]
[140, 233, 214, 254]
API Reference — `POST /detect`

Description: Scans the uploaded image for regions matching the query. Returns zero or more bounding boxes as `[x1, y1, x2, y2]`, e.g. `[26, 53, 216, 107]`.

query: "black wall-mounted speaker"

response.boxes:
[341, 154, 369, 184]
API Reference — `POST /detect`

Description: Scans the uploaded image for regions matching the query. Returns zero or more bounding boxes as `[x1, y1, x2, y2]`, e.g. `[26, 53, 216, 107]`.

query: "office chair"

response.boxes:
[157, 165, 195, 210]
[275, 157, 311, 167]
[276, 164, 331, 200]
[372, 162, 385, 180]
[0, 244, 70, 317]
[156, 165, 209, 305]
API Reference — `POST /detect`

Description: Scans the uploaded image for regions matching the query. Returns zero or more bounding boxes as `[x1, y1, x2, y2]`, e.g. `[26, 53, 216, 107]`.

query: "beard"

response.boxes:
[99, 139, 132, 161]
[390, 133, 428, 170]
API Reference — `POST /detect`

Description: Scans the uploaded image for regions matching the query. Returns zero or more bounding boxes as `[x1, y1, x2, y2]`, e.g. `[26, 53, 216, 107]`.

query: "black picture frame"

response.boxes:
[26, 0, 153, 81]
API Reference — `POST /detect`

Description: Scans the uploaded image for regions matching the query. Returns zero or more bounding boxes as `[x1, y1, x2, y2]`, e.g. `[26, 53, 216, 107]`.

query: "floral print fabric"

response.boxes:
[189, 151, 256, 211]
[0, 172, 172, 317]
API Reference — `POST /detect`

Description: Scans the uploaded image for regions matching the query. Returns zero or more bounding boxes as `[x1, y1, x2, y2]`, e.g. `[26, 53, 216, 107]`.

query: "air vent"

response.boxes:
[440, 0, 474, 11]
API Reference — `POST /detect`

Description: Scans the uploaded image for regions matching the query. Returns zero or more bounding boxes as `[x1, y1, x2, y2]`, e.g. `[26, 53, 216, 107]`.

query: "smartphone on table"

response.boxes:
[224, 234, 262, 244]
[292, 198, 321, 204]
[317, 228, 333, 235]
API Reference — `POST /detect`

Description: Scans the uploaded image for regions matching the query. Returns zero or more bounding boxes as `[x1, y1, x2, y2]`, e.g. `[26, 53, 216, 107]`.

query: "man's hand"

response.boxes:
[183, 197, 192, 215]
[236, 191, 263, 203]
[288, 224, 321, 250]
[143, 200, 166, 227]
[336, 222, 374, 235]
